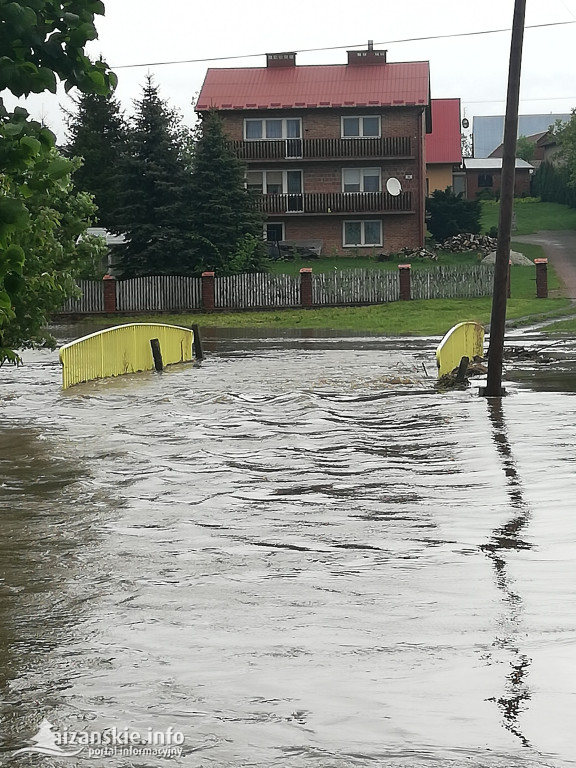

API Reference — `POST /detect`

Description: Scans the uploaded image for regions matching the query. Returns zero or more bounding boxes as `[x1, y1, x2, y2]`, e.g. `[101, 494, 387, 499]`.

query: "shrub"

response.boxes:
[426, 188, 482, 242]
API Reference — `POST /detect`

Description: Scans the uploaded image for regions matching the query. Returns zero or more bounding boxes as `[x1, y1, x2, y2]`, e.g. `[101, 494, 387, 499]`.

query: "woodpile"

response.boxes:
[440, 234, 498, 254]
[397, 246, 438, 260]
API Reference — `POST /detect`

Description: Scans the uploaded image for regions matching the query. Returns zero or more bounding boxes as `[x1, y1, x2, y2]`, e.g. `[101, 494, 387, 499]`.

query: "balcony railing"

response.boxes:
[256, 191, 413, 215]
[230, 136, 412, 161]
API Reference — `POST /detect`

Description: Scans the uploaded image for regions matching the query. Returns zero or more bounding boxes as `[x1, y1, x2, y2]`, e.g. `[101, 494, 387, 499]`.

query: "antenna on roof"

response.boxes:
[368, 40, 374, 50]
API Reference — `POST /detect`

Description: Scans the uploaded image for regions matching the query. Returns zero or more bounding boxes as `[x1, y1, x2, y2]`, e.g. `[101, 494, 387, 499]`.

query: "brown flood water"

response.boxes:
[0, 326, 575, 768]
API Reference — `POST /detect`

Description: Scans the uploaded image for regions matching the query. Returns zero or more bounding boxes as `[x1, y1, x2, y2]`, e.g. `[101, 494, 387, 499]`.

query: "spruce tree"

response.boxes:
[63, 87, 127, 230]
[190, 110, 267, 274]
[114, 76, 196, 277]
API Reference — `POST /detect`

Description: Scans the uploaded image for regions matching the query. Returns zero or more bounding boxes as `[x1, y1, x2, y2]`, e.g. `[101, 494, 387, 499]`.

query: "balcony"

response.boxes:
[256, 191, 413, 215]
[230, 136, 412, 162]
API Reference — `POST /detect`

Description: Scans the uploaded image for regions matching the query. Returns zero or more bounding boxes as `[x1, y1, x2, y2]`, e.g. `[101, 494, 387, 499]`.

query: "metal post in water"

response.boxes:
[484, 0, 526, 397]
[150, 338, 163, 371]
[191, 324, 204, 360]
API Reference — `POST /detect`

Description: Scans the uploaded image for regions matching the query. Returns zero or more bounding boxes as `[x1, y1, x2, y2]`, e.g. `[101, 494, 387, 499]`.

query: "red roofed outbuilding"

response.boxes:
[196, 47, 431, 255]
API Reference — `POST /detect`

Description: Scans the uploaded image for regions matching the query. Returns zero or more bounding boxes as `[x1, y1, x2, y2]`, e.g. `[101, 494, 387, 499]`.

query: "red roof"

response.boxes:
[196, 61, 430, 111]
[425, 98, 462, 164]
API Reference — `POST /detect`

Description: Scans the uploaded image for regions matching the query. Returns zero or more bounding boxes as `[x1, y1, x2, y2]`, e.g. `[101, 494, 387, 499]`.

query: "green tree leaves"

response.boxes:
[426, 188, 482, 242]
[0, 0, 114, 363]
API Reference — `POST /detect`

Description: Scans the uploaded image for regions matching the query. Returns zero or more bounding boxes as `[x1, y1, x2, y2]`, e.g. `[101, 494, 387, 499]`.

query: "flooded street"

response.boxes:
[1, 326, 576, 768]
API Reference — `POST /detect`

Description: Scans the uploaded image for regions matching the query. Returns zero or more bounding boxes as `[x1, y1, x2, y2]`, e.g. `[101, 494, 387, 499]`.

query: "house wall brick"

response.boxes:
[214, 106, 427, 253]
[465, 169, 532, 200]
[278, 214, 420, 256]
[219, 108, 422, 143]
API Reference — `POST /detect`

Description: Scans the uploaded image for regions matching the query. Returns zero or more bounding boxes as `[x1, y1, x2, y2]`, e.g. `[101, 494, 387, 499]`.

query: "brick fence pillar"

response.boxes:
[535, 258, 548, 298]
[201, 271, 215, 312]
[398, 264, 411, 300]
[300, 268, 313, 308]
[102, 274, 117, 313]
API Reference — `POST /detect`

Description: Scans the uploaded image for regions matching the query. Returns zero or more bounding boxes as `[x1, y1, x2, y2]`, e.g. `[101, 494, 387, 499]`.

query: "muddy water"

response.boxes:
[1, 328, 576, 768]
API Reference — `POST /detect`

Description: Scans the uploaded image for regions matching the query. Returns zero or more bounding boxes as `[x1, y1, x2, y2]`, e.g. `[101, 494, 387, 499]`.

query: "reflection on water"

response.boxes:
[1, 330, 576, 767]
[482, 400, 532, 748]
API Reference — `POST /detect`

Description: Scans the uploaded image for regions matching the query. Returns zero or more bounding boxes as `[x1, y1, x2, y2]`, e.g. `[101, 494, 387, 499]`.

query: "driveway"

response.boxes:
[513, 230, 576, 299]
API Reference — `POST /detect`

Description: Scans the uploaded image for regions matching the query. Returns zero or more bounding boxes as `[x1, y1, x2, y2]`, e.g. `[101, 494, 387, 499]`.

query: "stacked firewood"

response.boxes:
[397, 246, 438, 260]
[440, 234, 498, 254]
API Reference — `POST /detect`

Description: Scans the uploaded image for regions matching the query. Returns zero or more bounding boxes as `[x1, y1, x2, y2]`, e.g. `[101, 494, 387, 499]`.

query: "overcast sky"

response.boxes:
[8, 0, 576, 140]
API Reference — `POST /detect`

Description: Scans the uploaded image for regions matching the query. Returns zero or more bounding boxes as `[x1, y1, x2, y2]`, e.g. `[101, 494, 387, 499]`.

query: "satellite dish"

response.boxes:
[386, 177, 402, 196]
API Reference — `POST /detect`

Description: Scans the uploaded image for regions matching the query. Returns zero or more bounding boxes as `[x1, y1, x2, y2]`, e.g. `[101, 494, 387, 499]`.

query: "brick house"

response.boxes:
[195, 46, 431, 256]
[463, 158, 534, 199]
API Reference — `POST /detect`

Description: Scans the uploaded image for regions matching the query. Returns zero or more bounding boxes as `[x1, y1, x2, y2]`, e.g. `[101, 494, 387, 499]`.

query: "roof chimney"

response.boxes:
[347, 44, 387, 66]
[266, 52, 297, 68]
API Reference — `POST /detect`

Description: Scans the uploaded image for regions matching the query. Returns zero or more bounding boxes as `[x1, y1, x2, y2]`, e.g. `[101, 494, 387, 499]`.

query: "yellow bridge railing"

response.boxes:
[59, 323, 195, 389]
[436, 321, 485, 377]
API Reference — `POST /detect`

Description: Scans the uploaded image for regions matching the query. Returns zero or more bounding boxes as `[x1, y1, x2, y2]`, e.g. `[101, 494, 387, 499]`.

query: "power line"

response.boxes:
[112, 20, 576, 70]
[464, 95, 576, 104]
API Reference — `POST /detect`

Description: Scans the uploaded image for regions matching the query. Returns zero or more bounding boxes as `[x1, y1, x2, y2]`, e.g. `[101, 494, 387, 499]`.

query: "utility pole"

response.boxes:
[484, 0, 527, 397]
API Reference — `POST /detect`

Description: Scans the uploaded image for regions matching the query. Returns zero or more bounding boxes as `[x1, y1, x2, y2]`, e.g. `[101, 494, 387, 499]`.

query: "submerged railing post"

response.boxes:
[398, 264, 412, 300]
[103, 274, 117, 313]
[535, 258, 548, 298]
[300, 268, 313, 308]
[201, 271, 215, 312]
[150, 338, 163, 371]
[191, 324, 204, 360]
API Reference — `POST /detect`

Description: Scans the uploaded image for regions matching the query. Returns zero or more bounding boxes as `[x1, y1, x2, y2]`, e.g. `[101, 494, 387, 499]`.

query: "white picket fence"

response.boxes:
[58, 265, 496, 314]
[411, 265, 494, 300]
[115, 275, 202, 312]
[61, 280, 106, 313]
[313, 269, 400, 305]
[214, 273, 300, 309]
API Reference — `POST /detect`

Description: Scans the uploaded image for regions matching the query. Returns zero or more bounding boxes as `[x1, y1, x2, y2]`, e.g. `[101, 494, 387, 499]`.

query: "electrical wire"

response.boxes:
[112, 20, 576, 70]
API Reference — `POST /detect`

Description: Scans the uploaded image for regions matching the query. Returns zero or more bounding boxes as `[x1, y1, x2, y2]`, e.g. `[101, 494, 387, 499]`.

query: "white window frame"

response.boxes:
[245, 170, 303, 195]
[342, 220, 382, 247]
[341, 115, 381, 138]
[244, 117, 302, 141]
[342, 167, 381, 193]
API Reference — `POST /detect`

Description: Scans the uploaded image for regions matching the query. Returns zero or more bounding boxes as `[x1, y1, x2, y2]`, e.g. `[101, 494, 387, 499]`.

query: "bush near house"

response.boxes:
[426, 189, 482, 242]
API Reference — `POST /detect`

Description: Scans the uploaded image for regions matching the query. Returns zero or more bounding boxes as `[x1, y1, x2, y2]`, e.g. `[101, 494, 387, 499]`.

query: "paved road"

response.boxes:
[513, 230, 576, 299]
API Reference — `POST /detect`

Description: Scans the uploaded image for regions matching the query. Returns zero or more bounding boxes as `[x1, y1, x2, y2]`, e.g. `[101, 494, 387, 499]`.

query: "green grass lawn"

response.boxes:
[69, 202, 576, 337]
[481, 199, 576, 234]
[103, 294, 571, 338]
[267, 251, 481, 276]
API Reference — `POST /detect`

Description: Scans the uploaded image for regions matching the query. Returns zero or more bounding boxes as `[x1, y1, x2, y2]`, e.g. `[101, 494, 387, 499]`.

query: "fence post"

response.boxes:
[201, 271, 215, 311]
[398, 264, 411, 300]
[103, 274, 117, 313]
[300, 268, 313, 308]
[535, 258, 548, 298]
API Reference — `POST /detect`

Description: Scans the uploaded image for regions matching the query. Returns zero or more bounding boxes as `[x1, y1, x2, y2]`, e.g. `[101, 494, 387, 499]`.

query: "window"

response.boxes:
[244, 118, 302, 140]
[245, 170, 302, 195]
[266, 223, 284, 242]
[342, 168, 381, 193]
[245, 170, 303, 212]
[478, 174, 493, 188]
[343, 220, 382, 247]
[342, 116, 380, 138]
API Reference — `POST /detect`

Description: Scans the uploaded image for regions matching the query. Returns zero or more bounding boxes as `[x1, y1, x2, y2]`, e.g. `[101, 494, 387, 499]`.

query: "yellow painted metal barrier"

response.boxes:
[436, 321, 485, 377]
[59, 323, 195, 389]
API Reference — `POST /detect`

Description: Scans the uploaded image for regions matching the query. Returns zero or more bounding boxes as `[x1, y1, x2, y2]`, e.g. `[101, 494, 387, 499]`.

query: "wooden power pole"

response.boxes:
[484, 0, 527, 397]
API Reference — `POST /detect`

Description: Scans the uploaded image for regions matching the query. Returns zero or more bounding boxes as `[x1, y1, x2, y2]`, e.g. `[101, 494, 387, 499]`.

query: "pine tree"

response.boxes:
[114, 76, 196, 277]
[190, 110, 267, 274]
[63, 87, 127, 230]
